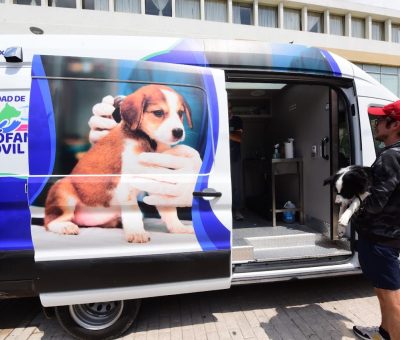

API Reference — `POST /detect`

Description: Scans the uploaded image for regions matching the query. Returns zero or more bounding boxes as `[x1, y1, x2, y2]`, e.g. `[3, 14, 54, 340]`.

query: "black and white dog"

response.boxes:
[323, 165, 372, 237]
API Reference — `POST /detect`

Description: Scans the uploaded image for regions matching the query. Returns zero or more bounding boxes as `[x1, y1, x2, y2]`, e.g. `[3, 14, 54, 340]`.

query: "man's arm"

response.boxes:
[358, 150, 400, 215]
[229, 116, 243, 143]
[230, 130, 243, 143]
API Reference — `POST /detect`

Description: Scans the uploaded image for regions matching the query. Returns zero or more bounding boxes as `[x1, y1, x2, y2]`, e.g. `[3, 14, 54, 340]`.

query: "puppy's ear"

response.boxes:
[112, 96, 125, 123]
[120, 90, 145, 130]
[183, 100, 193, 129]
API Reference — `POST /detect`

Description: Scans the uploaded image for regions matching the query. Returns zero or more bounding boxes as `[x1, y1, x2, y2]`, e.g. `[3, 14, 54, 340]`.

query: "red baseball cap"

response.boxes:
[368, 100, 400, 121]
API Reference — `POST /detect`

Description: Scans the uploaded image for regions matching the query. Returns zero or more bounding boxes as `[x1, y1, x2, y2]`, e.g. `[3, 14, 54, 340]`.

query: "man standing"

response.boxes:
[352, 100, 400, 340]
[229, 101, 244, 221]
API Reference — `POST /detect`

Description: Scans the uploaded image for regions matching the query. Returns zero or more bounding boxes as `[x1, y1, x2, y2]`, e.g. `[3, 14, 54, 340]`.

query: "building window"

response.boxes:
[48, 0, 76, 8]
[392, 24, 400, 43]
[13, 0, 41, 5]
[359, 64, 400, 98]
[284, 8, 301, 31]
[176, 0, 200, 19]
[372, 20, 384, 41]
[145, 0, 171, 16]
[82, 0, 108, 10]
[115, 0, 140, 12]
[205, 0, 227, 23]
[307, 11, 323, 33]
[258, 5, 277, 28]
[381, 67, 399, 97]
[330, 14, 344, 36]
[351, 17, 365, 38]
[233, 2, 253, 25]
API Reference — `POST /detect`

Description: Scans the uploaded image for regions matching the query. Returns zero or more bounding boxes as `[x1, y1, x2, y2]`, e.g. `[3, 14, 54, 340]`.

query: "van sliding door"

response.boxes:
[28, 55, 231, 306]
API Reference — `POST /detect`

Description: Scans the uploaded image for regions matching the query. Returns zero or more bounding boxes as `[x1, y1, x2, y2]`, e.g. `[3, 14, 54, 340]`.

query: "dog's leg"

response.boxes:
[338, 192, 370, 227]
[156, 206, 194, 234]
[116, 187, 150, 243]
[121, 204, 150, 243]
[45, 179, 80, 235]
[47, 215, 80, 235]
[337, 204, 348, 237]
[338, 203, 347, 220]
[338, 197, 362, 226]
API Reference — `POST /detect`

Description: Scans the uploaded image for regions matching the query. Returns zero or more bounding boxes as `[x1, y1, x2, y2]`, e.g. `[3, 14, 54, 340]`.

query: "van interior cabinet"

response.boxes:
[271, 158, 304, 227]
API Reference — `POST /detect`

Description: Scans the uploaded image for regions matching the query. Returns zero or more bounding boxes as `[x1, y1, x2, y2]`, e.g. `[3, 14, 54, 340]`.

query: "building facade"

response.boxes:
[1, 0, 400, 96]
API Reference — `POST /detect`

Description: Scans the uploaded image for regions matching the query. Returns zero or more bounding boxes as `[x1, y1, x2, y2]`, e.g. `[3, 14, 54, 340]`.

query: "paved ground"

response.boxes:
[0, 274, 381, 340]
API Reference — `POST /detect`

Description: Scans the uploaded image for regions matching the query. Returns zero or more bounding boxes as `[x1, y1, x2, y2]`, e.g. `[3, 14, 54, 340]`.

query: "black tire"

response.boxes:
[55, 299, 141, 340]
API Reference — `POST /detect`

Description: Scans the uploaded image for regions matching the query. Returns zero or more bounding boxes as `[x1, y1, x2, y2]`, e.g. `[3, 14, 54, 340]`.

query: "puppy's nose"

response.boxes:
[172, 128, 183, 139]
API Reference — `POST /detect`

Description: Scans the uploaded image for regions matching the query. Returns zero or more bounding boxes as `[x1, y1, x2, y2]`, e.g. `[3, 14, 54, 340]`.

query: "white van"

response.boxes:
[0, 35, 397, 339]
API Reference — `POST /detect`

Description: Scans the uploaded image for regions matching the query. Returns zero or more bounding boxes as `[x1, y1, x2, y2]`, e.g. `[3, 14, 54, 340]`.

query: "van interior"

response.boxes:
[227, 79, 353, 268]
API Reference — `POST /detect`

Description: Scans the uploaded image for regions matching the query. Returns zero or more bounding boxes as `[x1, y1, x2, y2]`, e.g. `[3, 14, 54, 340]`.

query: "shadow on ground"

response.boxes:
[0, 275, 373, 339]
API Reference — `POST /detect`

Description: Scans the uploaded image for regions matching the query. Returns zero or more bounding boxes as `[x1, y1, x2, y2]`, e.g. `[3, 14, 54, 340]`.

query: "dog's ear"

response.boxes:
[183, 100, 193, 129]
[323, 174, 336, 186]
[361, 166, 372, 177]
[120, 90, 145, 130]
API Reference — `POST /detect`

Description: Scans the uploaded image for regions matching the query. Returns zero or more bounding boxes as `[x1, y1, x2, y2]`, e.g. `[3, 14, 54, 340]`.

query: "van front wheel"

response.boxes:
[55, 299, 141, 340]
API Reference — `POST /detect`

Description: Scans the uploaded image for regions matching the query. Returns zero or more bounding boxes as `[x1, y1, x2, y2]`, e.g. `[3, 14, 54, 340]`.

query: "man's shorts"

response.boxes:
[357, 236, 400, 290]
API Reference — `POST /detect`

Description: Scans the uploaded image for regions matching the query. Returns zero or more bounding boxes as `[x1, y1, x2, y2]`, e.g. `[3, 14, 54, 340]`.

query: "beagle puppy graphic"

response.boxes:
[45, 84, 194, 243]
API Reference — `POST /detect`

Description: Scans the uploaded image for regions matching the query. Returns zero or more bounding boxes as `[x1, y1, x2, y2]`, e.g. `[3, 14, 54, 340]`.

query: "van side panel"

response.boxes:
[0, 66, 33, 297]
[28, 47, 231, 305]
[0, 66, 32, 252]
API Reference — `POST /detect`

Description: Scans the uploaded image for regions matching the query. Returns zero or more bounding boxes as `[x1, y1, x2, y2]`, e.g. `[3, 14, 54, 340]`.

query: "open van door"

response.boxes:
[328, 87, 360, 240]
[28, 55, 231, 310]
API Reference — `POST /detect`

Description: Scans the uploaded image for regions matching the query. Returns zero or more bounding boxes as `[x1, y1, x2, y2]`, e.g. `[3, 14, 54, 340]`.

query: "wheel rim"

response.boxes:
[69, 301, 124, 330]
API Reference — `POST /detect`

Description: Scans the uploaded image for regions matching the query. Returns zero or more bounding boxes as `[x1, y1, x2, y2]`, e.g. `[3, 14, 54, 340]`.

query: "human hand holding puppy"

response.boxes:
[89, 95, 201, 207]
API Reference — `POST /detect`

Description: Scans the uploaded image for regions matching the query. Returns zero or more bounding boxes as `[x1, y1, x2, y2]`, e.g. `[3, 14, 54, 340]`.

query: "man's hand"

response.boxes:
[89, 95, 118, 144]
[132, 145, 202, 207]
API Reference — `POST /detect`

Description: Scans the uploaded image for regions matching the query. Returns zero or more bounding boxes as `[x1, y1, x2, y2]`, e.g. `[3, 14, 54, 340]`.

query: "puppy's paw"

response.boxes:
[47, 221, 80, 235]
[167, 224, 194, 234]
[125, 232, 150, 243]
[337, 224, 346, 238]
[63, 222, 80, 235]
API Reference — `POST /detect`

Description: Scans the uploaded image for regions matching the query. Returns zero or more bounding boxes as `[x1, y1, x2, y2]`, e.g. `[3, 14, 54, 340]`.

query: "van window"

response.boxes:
[338, 96, 351, 167]
[45, 79, 207, 176]
[368, 114, 386, 154]
[29, 55, 212, 210]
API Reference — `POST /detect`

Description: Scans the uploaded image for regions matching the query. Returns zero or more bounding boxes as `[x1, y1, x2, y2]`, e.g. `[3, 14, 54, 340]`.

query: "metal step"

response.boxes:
[253, 242, 351, 261]
[245, 232, 318, 249]
[232, 246, 255, 262]
[232, 225, 351, 263]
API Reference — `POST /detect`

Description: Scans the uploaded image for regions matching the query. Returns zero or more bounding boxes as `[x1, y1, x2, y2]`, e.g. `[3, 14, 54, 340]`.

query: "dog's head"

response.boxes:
[323, 165, 371, 204]
[119, 84, 192, 145]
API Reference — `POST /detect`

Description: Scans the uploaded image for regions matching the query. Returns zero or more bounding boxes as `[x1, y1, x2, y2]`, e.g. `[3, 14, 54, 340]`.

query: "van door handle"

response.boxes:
[193, 190, 222, 199]
[321, 137, 329, 160]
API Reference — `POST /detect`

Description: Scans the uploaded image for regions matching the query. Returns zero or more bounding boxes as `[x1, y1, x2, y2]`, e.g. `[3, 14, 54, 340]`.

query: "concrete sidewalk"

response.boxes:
[0, 275, 380, 339]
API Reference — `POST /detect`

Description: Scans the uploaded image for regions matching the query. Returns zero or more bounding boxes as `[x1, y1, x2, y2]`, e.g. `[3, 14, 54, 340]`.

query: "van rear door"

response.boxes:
[28, 55, 231, 306]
